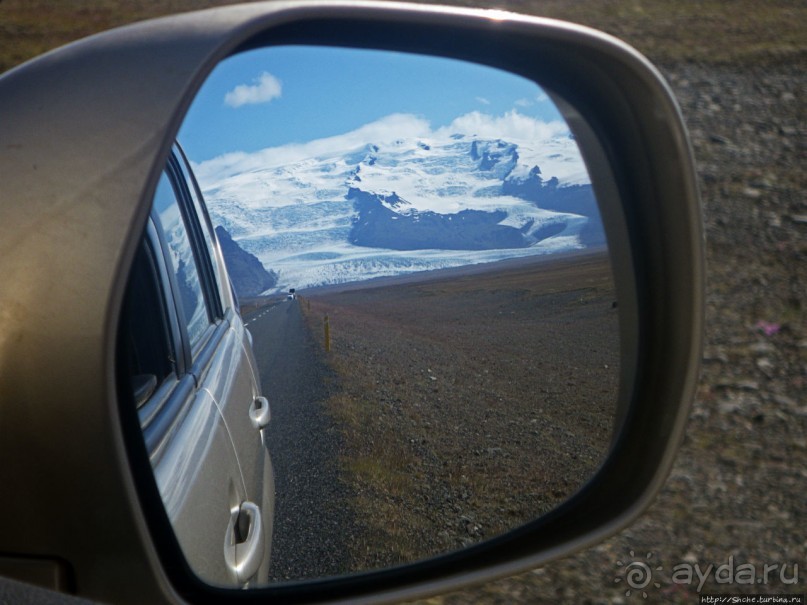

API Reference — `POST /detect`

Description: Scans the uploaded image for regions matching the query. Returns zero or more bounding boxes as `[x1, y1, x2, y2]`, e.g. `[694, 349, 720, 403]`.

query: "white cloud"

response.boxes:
[515, 93, 549, 108]
[475, 97, 491, 105]
[438, 110, 569, 142]
[195, 114, 432, 183]
[195, 111, 581, 187]
[224, 72, 282, 108]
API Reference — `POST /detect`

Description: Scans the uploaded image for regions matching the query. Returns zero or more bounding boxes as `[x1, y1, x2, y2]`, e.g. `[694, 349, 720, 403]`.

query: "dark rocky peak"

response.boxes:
[470, 139, 519, 175]
[347, 187, 411, 210]
[214, 225, 278, 298]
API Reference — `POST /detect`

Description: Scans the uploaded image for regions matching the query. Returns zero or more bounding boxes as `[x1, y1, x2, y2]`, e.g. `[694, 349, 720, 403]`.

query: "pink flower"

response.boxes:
[755, 320, 781, 336]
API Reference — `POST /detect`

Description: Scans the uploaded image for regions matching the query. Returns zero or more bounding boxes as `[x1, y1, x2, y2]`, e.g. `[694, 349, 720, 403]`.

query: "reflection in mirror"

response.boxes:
[178, 46, 619, 584]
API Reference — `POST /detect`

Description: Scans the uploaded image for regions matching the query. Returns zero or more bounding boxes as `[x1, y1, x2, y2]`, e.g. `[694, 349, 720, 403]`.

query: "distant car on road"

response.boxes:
[117, 143, 274, 587]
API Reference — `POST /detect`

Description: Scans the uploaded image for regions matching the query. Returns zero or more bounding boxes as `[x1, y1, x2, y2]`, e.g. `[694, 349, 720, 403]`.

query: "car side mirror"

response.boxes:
[0, 2, 703, 604]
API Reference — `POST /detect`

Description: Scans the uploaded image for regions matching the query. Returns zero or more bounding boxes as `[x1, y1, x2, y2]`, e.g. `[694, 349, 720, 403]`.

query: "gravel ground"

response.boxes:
[247, 301, 361, 583]
[303, 252, 620, 573]
[401, 59, 807, 604]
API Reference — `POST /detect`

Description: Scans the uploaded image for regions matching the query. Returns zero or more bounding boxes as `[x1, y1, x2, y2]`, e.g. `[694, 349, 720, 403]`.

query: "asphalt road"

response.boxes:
[244, 299, 358, 582]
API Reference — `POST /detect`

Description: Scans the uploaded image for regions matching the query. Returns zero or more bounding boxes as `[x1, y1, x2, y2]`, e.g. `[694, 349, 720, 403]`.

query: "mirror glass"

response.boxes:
[175, 45, 619, 584]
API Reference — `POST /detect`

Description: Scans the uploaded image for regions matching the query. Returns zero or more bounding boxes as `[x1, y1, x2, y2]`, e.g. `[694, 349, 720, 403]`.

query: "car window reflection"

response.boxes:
[152, 172, 211, 348]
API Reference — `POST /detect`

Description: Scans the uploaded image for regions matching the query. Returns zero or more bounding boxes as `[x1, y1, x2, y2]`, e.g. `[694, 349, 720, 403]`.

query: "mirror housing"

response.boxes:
[0, 2, 702, 604]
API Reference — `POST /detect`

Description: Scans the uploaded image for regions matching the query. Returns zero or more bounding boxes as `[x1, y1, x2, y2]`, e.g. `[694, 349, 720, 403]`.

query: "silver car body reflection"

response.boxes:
[120, 145, 274, 586]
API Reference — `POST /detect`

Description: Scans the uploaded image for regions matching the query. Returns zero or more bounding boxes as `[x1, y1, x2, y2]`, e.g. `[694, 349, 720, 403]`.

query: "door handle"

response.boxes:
[248, 396, 271, 430]
[224, 501, 265, 584]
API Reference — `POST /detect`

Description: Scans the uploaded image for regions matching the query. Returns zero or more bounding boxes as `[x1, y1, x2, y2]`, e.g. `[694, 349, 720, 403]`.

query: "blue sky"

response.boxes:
[179, 45, 565, 163]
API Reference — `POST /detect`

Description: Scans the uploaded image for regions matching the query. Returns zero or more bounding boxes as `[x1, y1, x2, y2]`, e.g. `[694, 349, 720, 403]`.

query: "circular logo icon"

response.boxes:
[625, 560, 653, 590]
[615, 551, 663, 599]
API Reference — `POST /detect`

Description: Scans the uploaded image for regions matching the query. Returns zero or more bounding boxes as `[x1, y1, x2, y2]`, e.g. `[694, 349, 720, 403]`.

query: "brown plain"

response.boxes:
[303, 251, 620, 570]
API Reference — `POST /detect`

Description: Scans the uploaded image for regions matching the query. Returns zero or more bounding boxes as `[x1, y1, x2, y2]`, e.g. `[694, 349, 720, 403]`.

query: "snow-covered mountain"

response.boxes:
[193, 112, 602, 293]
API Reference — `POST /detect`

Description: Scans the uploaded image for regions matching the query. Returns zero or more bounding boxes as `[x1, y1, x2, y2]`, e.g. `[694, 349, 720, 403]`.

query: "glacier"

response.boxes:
[192, 112, 601, 294]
